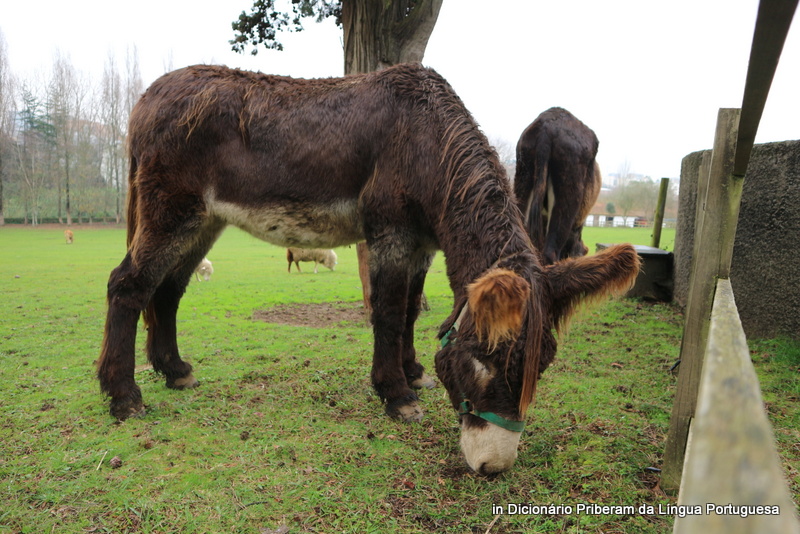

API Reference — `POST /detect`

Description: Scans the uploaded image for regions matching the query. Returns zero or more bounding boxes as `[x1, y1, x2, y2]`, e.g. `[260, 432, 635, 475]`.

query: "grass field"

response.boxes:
[0, 225, 796, 533]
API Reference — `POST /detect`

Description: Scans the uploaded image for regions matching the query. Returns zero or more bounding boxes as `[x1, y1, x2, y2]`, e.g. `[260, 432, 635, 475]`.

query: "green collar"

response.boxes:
[459, 399, 526, 433]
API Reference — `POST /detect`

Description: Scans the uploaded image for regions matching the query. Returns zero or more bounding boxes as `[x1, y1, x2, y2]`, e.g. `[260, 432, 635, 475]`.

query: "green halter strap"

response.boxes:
[440, 303, 469, 348]
[459, 399, 526, 433]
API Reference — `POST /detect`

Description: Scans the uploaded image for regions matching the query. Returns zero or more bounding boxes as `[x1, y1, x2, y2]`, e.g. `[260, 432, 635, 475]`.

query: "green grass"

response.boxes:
[0, 224, 794, 533]
[582, 226, 676, 253]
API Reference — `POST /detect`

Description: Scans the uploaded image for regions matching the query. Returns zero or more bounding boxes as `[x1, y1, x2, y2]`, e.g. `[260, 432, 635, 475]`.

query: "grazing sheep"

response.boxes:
[194, 257, 213, 281]
[64, 229, 74, 244]
[286, 248, 337, 274]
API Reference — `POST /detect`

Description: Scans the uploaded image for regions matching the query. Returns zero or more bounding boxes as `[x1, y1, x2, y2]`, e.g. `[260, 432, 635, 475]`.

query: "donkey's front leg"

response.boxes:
[368, 259, 423, 422]
[403, 251, 436, 391]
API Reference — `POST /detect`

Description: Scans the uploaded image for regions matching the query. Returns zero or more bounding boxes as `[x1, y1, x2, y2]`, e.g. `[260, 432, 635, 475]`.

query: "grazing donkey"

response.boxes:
[514, 107, 602, 264]
[98, 64, 639, 474]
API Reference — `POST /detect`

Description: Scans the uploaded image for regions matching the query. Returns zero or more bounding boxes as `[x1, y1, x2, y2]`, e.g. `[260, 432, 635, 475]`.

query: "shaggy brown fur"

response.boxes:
[467, 268, 530, 351]
[97, 64, 639, 473]
[64, 229, 74, 244]
[515, 107, 601, 264]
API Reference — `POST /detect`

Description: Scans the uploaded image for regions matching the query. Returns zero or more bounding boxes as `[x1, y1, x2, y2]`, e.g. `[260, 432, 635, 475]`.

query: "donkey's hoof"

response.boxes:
[410, 373, 436, 390]
[167, 374, 199, 390]
[388, 401, 424, 423]
[110, 401, 145, 421]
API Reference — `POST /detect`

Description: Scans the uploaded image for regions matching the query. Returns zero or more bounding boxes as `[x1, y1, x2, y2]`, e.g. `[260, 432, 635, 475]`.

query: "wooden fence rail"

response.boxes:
[673, 279, 799, 533]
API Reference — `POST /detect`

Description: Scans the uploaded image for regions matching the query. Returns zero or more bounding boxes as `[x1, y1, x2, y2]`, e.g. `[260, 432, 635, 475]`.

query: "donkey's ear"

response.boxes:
[545, 244, 640, 331]
[467, 268, 531, 350]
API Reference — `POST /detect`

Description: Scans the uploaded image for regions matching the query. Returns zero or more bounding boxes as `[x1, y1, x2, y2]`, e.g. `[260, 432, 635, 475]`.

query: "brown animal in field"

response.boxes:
[97, 63, 640, 475]
[64, 229, 74, 244]
[514, 107, 601, 264]
[286, 247, 337, 273]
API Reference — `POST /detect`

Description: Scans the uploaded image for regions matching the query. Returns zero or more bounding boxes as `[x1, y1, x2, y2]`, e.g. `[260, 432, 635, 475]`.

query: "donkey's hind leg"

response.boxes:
[99, 233, 194, 419]
[98, 208, 213, 420]
[98, 253, 151, 420]
[146, 221, 225, 390]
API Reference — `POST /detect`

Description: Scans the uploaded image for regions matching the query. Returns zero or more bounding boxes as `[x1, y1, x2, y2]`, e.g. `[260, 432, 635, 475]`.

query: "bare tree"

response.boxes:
[102, 52, 126, 223]
[125, 46, 143, 120]
[611, 182, 635, 226]
[634, 180, 660, 221]
[49, 51, 88, 225]
[16, 82, 55, 225]
[612, 179, 659, 225]
[615, 159, 632, 188]
[0, 29, 13, 225]
[489, 135, 516, 182]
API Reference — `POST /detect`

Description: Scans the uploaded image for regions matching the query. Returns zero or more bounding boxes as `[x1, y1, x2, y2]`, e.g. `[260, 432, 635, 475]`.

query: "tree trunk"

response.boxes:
[341, 0, 442, 318]
[57, 178, 63, 224]
[65, 152, 72, 225]
[342, 0, 442, 73]
[0, 152, 4, 226]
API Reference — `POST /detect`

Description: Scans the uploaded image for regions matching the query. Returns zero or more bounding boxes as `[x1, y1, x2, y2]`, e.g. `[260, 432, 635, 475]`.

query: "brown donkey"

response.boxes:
[514, 107, 602, 264]
[98, 64, 639, 474]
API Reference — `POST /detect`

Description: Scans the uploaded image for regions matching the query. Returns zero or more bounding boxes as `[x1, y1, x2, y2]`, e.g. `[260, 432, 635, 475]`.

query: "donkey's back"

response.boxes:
[128, 65, 419, 249]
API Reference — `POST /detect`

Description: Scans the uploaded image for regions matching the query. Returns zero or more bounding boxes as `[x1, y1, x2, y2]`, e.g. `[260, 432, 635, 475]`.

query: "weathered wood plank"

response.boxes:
[673, 279, 800, 533]
[650, 178, 670, 248]
[662, 108, 741, 491]
[734, 0, 799, 176]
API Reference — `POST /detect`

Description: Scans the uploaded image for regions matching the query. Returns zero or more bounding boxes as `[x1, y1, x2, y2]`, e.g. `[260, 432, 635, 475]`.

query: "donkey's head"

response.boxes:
[435, 244, 640, 475]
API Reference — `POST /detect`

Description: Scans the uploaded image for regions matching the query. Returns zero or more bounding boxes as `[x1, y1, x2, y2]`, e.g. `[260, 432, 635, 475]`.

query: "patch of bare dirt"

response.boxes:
[253, 301, 366, 328]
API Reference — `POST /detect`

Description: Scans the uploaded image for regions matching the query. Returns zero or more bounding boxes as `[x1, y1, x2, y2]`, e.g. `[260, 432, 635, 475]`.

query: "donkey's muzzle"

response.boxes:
[459, 417, 522, 474]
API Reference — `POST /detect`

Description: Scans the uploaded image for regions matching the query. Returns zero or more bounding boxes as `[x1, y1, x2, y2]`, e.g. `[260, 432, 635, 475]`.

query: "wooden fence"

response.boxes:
[672, 280, 798, 533]
[662, 1, 799, 532]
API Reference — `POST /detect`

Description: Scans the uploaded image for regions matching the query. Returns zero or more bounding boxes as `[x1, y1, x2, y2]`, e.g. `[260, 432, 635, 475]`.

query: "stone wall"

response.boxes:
[674, 140, 800, 340]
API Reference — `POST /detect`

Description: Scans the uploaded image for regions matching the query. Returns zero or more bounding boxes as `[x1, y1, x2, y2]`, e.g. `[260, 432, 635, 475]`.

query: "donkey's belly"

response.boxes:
[206, 194, 363, 248]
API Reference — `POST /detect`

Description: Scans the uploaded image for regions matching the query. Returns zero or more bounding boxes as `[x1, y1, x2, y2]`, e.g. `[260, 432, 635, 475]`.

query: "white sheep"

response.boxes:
[286, 248, 337, 274]
[194, 257, 213, 281]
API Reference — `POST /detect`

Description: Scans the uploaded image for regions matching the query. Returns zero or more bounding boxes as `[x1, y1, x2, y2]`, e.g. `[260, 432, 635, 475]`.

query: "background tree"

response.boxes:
[101, 52, 127, 224]
[231, 0, 442, 74]
[15, 84, 56, 225]
[49, 51, 86, 225]
[610, 179, 660, 225]
[605, 202, 616, 227]
[232, 0, 443, 314]
[611, 181, 635, 226]
[628, 179, 660, 221]
[0, 29, 13, 225]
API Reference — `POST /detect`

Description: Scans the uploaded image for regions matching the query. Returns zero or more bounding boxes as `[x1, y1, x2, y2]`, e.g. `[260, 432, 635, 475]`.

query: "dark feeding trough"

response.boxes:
[596, 244, 674, 302]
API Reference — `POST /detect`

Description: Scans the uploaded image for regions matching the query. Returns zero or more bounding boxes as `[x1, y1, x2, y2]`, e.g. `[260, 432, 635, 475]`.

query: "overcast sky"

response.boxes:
[1, 0, 798, 181]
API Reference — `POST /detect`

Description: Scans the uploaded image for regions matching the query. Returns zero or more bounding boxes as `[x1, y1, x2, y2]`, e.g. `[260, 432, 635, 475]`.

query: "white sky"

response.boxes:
[1, 0, 798, 181]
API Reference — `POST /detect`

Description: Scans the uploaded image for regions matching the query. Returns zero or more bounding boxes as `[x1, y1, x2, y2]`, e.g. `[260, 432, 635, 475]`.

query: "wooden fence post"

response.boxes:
[650, 177, 670, 248]
[661, 108, 743, 491]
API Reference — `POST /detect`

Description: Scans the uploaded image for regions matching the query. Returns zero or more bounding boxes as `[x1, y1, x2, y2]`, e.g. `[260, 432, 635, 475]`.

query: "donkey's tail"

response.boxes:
[125, 155, 140, 250]
[525, 141, 550, 252]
